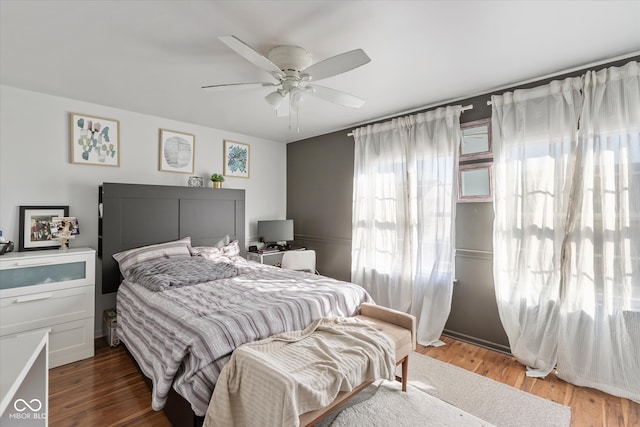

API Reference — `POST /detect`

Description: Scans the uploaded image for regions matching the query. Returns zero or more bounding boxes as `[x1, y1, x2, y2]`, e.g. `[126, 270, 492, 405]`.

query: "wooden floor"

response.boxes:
[49, 336, 639, 426]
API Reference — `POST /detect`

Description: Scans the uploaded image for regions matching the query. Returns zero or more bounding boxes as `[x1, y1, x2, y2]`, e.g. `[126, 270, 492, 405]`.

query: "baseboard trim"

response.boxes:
[442, 329, 511, 355]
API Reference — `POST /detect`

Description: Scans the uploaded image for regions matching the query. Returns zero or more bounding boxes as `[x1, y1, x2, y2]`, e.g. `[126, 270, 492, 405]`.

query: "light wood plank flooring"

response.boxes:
[49, 337, 639, 426]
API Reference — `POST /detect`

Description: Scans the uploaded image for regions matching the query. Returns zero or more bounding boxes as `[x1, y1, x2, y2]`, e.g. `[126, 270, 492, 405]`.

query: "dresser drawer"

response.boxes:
[10, 319, 94, 368]
[48, 318, 94, 368]
[0, 248, 95, 293]
[0, 285, 94, 337]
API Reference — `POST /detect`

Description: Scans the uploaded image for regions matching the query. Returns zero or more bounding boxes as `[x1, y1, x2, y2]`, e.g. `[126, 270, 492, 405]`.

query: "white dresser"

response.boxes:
[0, 248, 95, 368]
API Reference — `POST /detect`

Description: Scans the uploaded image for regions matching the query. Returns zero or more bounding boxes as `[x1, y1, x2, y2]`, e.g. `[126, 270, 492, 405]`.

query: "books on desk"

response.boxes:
[254, 246, 306, 254]
[258, 248, 280, 254]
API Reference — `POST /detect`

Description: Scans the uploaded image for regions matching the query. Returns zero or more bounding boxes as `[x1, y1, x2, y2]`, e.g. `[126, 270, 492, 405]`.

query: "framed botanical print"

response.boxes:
[224, 140, 250, 178]
[19, 205, 69, 251]
[70, 113, 120, 166]
[159, 129, 195, 174]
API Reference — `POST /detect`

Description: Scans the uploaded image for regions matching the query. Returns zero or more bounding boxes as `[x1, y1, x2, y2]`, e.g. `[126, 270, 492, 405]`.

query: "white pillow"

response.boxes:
[190, 240, 240, 261]
[113, 237, 192, 278]
[214, 235, 231, 248]
[220, 240, 240, 257]
[189, 246, 229, 263]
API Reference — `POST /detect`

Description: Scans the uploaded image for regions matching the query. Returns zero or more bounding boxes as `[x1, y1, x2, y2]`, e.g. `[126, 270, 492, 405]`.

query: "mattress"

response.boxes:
[116, 257, 372, 416]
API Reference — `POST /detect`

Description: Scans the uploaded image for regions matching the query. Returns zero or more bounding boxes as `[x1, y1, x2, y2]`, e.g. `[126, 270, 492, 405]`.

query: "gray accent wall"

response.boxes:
[450, 202, 508, 351]
[287, 132, 354, 281]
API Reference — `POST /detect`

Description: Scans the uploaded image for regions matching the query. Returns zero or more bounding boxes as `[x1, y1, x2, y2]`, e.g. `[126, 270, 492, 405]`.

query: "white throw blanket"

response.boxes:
[203, 317, 396, 427]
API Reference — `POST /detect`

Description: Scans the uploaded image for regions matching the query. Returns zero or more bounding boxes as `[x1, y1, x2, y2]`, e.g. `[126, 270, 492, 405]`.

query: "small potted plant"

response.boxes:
[210, 173, 225, 189]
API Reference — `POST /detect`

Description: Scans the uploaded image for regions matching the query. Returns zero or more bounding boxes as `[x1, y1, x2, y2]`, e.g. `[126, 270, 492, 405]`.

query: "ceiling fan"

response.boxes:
[202, 36, 371, 118]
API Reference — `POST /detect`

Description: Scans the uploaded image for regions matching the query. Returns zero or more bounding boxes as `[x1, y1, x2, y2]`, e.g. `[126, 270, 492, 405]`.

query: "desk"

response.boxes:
[246, 247, 305, 266]
[0, 331, 49, 426]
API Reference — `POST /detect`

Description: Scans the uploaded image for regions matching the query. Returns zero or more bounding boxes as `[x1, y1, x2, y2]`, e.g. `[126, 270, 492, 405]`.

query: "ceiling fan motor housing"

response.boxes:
[268, 45, 312, 76]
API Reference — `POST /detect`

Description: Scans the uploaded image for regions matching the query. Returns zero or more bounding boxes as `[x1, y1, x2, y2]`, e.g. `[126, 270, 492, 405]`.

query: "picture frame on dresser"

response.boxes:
[18, 205, 69, 251]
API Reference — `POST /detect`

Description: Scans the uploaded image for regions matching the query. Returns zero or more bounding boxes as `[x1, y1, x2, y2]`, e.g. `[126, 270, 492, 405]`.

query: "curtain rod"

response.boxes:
[346, 54, 639, 137]
[347, 104, 473, 137]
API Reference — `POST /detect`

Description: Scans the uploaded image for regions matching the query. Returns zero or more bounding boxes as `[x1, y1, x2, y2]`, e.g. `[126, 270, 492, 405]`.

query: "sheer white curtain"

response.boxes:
[352, 106, 461, 346]
[352, 118, 414, 313]
[491, 78, 583, 376]
[557, 61, 640, 401]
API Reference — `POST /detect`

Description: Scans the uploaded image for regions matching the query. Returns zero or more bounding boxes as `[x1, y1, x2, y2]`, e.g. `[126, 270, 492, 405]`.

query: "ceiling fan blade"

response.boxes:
[218, 35, 284, 79]
[301, 49, 370, 82]
[201, 82, 272, 92]
[307, 85, 366, 108]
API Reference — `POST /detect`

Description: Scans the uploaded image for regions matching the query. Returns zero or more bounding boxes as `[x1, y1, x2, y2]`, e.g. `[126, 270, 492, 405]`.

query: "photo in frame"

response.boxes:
[159, 129, 195, 174]
[224, 140, 250, 178]
[51, 217, 80, 238]
[51, 216, 79, 247]
[70, 113, 120, 166]
[19, 206, 70, 251]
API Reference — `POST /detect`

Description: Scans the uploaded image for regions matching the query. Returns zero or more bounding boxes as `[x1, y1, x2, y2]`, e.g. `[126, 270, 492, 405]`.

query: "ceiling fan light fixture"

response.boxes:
[290, 88, 305, 107]
[265, 90, 285, 109]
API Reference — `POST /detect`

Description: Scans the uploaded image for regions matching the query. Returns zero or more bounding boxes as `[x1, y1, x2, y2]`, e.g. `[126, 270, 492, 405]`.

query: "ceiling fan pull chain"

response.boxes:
[296, 105, 300, 133]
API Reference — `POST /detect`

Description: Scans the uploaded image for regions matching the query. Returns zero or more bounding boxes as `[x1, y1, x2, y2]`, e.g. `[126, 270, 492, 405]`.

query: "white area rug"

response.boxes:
[406, 352, 571, 427]
[321, 352, 571, 427]
[330, 380, 494, 427]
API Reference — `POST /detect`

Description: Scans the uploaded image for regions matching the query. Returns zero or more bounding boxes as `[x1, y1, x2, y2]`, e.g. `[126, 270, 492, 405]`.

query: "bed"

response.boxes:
[98, 183, 372, 426]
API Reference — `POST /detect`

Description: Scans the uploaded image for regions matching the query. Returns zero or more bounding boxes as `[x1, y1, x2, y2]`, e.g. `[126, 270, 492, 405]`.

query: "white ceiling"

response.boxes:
[2, 1, 639, 143]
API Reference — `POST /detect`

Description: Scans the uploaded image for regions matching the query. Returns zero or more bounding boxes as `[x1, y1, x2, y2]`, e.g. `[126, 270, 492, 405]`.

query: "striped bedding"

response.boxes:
[116, 257, 373, 417]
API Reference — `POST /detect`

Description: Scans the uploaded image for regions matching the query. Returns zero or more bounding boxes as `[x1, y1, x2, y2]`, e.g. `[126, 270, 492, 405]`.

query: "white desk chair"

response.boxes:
[281, 250, 316, 273]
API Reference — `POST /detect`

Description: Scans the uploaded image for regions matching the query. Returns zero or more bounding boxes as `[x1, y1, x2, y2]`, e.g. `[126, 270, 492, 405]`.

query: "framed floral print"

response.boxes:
[70, 113, 120, 166]
[223, 140, 250, 178]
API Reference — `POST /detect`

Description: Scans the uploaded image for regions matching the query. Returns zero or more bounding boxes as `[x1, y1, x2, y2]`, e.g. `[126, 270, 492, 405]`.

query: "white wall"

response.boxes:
[0, 85, 287, 336]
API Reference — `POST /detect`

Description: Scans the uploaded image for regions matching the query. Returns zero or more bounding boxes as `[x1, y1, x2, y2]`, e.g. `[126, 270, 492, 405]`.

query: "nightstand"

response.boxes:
[0, 248, 95, 368]
[246, 247, 306, 266]
[246, 250, 285, 266]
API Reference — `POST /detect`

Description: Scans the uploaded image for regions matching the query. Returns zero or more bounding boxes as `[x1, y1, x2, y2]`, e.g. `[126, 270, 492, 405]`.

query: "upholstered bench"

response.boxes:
[299, 303, 417, 426]
[356, 302, 417, 391]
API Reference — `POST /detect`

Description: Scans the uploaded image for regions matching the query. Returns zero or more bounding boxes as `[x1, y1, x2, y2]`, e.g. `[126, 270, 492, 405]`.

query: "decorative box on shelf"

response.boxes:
[0, 248, 96, 368]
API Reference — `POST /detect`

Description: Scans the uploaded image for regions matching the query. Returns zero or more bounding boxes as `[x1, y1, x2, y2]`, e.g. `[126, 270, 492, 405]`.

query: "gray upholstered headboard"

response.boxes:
[98, 183, 245, 294]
